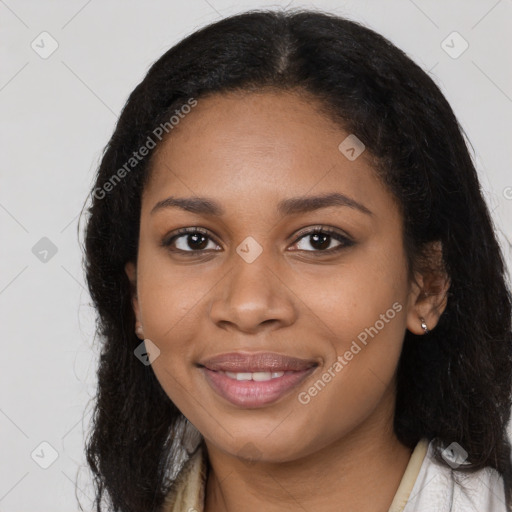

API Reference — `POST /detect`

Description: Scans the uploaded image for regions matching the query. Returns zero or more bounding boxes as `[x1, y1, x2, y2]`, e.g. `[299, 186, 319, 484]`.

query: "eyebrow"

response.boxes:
[150, 192, 373, 217]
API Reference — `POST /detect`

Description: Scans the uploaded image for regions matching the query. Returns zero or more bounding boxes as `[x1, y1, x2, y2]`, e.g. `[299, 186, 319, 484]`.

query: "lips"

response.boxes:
[198, 352, 319, 407]
[198, 351, 318, 372]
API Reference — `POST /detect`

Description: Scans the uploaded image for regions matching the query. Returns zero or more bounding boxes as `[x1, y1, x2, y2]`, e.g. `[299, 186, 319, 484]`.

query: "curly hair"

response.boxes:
[79, 8, 512, 511]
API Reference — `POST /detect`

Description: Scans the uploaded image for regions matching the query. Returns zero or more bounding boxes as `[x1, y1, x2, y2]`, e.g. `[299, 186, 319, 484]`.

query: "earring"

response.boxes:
[136, 323, 144, 336]
[420, 317, 429, 335]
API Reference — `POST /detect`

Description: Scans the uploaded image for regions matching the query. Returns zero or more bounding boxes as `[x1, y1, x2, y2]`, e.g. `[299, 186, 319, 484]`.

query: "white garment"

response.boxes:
[162, 437, 509, 511]
[402, 440, 508, 512]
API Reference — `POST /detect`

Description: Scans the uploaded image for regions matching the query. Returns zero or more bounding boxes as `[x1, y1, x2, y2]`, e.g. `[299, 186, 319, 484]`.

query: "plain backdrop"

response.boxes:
[1, 0, 511, 510]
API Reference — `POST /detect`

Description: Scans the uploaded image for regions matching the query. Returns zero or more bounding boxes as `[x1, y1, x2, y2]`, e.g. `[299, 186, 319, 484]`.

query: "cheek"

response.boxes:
[135, 255, 209, 397]
[136, 269, 203, 419]
[136, 240, 207, 341]
[299, 239, 408, 348]
[294, 242, 408, 415]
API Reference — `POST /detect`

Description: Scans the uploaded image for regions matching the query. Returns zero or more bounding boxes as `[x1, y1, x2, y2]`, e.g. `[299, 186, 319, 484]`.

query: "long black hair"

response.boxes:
[80, 8, 512, 511]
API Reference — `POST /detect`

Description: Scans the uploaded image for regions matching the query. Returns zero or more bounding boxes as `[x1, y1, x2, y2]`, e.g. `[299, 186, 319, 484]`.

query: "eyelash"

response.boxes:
[161, 226, 354, 256]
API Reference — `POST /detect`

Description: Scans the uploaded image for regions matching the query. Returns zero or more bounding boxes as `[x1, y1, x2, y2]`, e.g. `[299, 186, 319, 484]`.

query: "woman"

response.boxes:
[81, 9, 512, 512]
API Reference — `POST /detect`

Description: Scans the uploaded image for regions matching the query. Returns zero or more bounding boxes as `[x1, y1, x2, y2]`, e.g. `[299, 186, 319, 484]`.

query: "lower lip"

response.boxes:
[201, 367, 317, 408]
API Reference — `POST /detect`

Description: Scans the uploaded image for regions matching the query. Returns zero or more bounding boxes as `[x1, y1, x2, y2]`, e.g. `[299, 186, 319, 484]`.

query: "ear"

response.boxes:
[125, 261, 143, 338]
[406, 241, 451, 335]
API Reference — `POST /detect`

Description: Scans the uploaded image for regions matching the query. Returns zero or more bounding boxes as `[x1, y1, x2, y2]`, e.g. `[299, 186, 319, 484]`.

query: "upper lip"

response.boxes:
[198, 352, 319, 372]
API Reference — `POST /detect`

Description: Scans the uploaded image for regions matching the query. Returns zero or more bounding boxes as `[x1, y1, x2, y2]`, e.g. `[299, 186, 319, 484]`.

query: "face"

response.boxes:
[125, 89, 427, 463]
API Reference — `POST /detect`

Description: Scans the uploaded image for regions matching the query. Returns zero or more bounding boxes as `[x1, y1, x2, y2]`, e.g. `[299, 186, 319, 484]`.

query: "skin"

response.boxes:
[125, 89, 450, 512]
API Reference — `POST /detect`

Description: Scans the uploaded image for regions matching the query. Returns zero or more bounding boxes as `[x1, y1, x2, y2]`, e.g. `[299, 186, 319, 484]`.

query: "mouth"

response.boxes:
[198, 352, 319, 408]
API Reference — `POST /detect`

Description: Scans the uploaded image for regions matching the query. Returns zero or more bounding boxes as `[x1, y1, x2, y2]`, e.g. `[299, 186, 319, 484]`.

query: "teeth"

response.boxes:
[253, 372, 272, 381]
[224, 371, 285, 381]
[233, 372, 252, 381]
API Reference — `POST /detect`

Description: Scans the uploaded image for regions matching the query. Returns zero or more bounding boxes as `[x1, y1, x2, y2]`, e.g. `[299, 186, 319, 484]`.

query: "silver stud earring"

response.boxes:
[420, 317, 429, 335]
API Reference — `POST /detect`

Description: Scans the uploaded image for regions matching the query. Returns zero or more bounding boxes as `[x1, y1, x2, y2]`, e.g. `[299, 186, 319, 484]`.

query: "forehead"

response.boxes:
[151, 89, 346, 160]
[142, 90, 396, 219]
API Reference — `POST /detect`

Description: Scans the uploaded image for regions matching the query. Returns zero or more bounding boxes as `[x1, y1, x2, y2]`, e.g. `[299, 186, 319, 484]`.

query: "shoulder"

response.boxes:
[403, 439, 509, 512]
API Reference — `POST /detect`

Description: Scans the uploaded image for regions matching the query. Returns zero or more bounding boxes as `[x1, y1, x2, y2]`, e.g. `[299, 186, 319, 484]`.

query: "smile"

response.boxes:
[201, 365, 317, 408]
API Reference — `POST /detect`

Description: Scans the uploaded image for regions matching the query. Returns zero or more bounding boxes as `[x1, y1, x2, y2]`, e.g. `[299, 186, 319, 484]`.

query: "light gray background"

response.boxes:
[1, 0, 511, 510]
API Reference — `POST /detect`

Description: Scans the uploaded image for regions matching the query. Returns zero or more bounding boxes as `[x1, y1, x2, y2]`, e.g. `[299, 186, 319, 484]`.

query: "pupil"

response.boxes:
[311, 233, 330, 250]
[189, 233, 208, 250]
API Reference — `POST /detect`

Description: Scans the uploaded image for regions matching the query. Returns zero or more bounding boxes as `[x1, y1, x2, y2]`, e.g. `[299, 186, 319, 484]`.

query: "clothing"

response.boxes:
[161, 438, 508, 512]
[401, 441, 508, 511]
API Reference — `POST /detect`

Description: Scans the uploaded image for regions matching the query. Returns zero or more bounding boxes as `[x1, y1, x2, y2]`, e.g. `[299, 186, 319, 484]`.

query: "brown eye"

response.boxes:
[178, 232, 210, 250]
[162, 228, 221, 253]
[291, 227, 354, 254]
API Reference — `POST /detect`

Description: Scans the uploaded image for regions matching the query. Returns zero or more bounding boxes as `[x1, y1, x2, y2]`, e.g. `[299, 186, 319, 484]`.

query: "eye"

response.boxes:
[161, 227, 221, 254]
[291, 226, 354, 254]
[161, 226, 354, 256]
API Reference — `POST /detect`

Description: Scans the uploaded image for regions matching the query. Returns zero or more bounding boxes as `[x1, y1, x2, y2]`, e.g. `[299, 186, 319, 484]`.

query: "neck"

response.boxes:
[204, 391, 414, 512]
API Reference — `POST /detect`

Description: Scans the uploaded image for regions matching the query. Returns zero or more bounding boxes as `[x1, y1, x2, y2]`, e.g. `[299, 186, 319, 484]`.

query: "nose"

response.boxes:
[208, 249, 297, 334]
